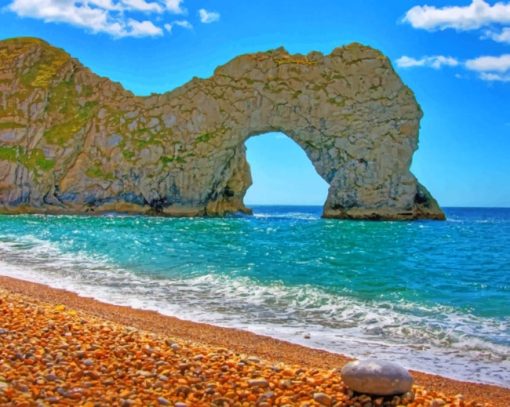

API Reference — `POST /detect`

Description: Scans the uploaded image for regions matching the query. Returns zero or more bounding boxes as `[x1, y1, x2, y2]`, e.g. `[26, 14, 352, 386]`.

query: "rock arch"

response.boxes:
[0, 38, 444, 219]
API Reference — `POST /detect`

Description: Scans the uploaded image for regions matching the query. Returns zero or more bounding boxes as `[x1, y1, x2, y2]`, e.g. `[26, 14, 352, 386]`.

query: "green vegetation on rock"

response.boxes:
[160, 155, 186, 165]
[195, 132, 214, 143]
[20, 44, 69, 88]
[44, 102, 98, 145]
[47, 80, 76, 114]
[0, 122, 24, 130]
[0, 146, 55, 172]
[26, 149, 55, 171]
[122, 150, 135, 160]
[86, 165, 114, 180]
[0, 146, 19, 161]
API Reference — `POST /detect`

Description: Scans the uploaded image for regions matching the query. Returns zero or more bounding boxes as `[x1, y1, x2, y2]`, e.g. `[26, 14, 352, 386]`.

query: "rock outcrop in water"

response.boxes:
[0, 37, 444, 219]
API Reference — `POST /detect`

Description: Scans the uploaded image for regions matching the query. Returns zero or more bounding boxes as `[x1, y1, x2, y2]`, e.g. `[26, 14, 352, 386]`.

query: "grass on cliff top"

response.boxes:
[0, 38, 48, 66]
[20, 45, 70, 88]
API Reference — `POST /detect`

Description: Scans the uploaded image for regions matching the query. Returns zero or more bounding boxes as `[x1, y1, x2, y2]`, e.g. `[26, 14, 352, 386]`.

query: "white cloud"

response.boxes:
[89, 0, 122, 11]
[174, 19, 192, 29]
[163, 0, 184, 14]
[404, 0, 510, 31]
[164, 23, 172, 32]
[396, 55, 459, 69]
[465, 54, 510, 72]
[465, 54, 510, 81]
[479, 72, 510, 81]
[198, 8, 220, 24]
[396, 53, 510, 83]
[484, 27, 510, 43]
[127, 19, 163, 36]
[7, 0, 186, 38]
[121, 0, 163, 13]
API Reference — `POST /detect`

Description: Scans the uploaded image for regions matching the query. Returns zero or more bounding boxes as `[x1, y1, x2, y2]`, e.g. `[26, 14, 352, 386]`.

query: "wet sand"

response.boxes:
[0, 275, 508, 406]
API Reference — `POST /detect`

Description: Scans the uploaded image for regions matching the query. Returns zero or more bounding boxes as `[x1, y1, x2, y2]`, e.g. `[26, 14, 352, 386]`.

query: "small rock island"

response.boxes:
[0, 37, 444, 220]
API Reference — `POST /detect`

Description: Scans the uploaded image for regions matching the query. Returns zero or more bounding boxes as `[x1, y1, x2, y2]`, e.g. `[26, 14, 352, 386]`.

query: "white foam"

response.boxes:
[0, 236, 509, 388]
[252, 212, 319, 220]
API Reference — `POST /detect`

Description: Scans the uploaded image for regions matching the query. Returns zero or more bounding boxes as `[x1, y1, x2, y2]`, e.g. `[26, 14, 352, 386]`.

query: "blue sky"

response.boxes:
[0, 0, 509, 207]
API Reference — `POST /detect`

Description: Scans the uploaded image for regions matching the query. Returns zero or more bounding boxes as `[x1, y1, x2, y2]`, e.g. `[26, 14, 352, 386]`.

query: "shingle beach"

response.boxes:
[0, 276, 508, 407]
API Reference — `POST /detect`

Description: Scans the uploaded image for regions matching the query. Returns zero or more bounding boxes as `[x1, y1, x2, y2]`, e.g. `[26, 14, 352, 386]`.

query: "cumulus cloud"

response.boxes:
[396, 53, 510, 83]
[163, 0, 184, 14]
[404, 0, 510, 31]
[198, 8, 220, 24]
[127, 19, 163, 36]
[402, 1, 510, 81]
[7, 0, 189, 38]
[484, 27, 510, 44]
[121, 0, 163, 13]
[162, 18, 192, 34]
[396, 55, 460, 69]
[465, 54, 510, 72]
[465, 54, 510, 81]
[479, 72, 510, 81]
[174, 20, 193, 29]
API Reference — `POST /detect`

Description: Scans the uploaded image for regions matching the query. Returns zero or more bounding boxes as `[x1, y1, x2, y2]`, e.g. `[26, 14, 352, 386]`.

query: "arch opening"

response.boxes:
[243, 132, 329, 211]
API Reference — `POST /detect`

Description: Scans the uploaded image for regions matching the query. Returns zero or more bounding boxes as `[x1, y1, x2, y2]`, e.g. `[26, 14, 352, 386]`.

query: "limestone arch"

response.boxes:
[163, 46, 444, 220]
[0, 38, 444, 219]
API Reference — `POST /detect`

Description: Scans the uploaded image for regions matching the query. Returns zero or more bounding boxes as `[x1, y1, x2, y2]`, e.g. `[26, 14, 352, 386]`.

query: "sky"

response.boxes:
[0, 0, 509, 207]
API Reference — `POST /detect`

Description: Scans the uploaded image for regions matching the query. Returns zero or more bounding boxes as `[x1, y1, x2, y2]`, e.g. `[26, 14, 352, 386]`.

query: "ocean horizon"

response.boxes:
[0, 206, 509, 387]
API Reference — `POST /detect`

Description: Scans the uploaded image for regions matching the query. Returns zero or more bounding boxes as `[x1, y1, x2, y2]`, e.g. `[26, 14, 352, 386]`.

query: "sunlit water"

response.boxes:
[0, 207, 508, 387]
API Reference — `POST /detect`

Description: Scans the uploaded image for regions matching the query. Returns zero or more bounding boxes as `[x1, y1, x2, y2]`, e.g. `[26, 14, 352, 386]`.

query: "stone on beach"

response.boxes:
[341, 359, 413, 396]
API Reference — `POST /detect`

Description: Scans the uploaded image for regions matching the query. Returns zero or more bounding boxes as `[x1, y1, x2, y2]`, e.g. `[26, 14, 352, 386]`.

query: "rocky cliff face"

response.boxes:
[0, 37, 444, 220]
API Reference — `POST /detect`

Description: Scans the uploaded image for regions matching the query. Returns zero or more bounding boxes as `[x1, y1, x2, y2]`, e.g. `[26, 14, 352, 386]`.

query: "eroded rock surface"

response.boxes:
[0, 37, 444, 219]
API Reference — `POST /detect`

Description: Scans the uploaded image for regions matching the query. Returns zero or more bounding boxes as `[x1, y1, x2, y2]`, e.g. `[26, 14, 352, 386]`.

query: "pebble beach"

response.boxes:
[0, 276, 509, 407]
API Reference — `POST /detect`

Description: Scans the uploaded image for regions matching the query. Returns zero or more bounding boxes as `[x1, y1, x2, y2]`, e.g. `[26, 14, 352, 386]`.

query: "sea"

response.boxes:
[0, 206, 508, 387]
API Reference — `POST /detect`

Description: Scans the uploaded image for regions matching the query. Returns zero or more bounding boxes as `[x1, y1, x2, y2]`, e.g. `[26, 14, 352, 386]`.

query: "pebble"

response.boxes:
[56, 387, 69, 397]
[157, 396, 170, 405]
[0, 288, 488, 407]
[313, 391, 332, 405]
[248, 378, 269, 387]
[431, 398, 446, 407]
[401, 391, 415, 403]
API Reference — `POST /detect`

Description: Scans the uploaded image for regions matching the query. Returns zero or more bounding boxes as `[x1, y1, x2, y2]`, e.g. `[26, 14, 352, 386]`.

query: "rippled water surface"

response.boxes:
[0, 207, 508, 386]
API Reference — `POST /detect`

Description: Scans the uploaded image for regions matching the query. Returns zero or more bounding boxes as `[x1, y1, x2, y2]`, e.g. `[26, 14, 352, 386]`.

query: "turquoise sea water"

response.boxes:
[0, 207, 508, 386]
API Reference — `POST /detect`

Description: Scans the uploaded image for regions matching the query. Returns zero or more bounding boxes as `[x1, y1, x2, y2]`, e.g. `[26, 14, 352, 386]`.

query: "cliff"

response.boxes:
[0, 37, 444, 219]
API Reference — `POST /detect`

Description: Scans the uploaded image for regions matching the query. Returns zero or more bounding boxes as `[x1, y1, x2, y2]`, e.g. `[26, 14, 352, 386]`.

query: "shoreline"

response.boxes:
[0, 275, 509, 406]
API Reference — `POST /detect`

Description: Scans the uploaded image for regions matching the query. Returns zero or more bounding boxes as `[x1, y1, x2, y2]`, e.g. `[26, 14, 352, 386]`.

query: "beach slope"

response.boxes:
[0, 277, 508, 406]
